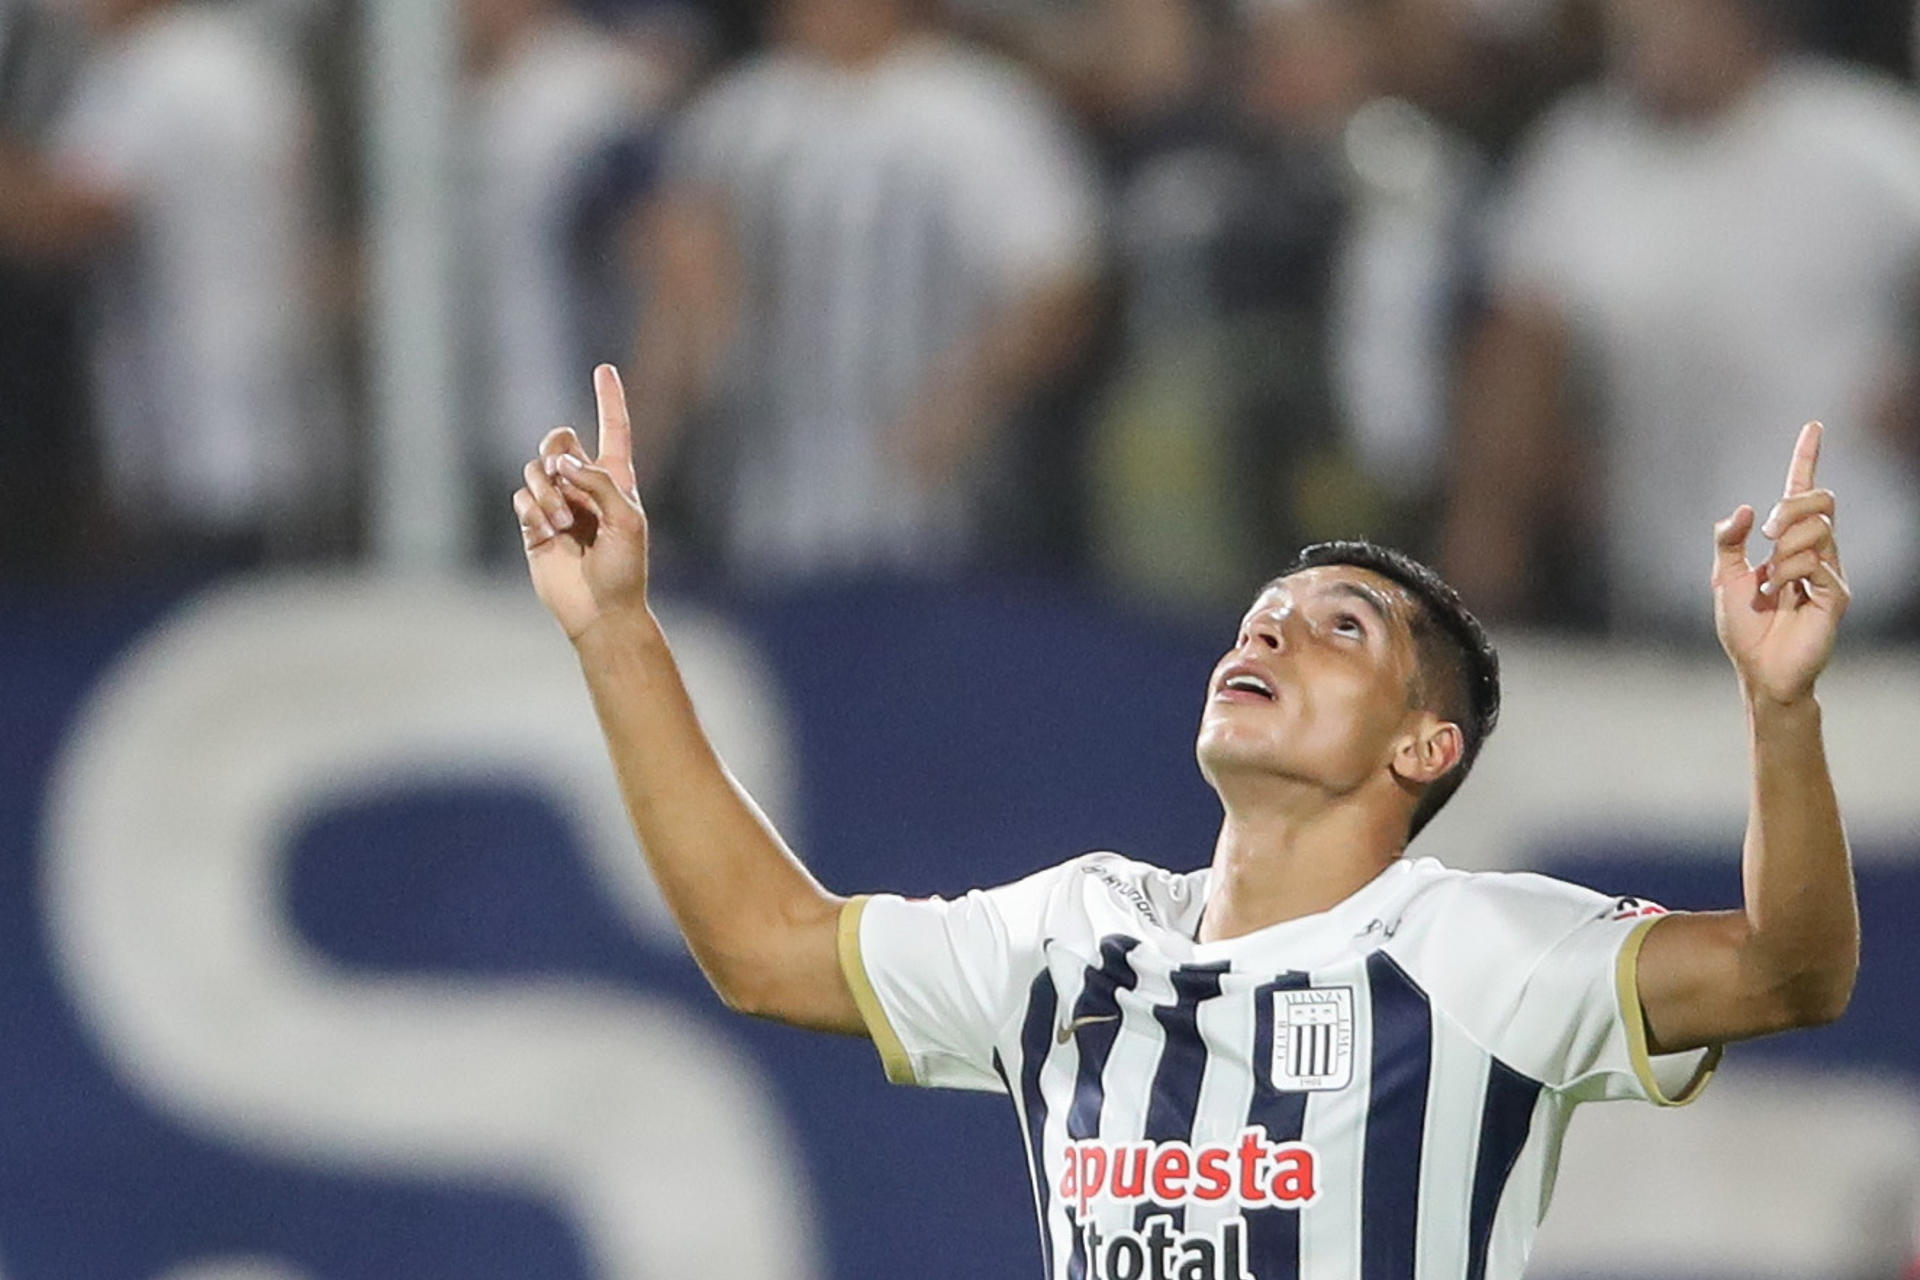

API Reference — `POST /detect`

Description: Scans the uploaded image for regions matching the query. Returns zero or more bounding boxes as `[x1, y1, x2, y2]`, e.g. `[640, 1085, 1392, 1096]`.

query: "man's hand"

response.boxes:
[1711, 422, 1851, 705]
[512, 365, 650, 641]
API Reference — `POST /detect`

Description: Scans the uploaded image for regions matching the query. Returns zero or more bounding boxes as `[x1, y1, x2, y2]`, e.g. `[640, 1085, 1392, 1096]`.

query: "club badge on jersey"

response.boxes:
[1270, 988, 1355, 1092]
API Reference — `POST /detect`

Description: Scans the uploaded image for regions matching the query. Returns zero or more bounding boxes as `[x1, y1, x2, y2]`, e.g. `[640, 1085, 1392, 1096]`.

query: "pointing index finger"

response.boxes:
[593, 364, 635, 493]
[1782, 421, 1822, 497]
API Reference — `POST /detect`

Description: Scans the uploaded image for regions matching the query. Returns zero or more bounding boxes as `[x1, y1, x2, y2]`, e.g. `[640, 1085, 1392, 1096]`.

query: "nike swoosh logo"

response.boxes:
[1056, 1014, 1120, 1045]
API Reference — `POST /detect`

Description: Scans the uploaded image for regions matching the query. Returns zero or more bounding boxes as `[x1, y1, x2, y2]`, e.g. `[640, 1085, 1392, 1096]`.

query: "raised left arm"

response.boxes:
[1635, 422, 1860, 1054]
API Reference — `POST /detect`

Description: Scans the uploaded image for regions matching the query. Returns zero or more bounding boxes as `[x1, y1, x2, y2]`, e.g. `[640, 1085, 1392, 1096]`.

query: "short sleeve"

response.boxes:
[1493, 886, 1719, 1106]
[1423, 874, 1719, 1107]
[837, 863, 1066, 1092]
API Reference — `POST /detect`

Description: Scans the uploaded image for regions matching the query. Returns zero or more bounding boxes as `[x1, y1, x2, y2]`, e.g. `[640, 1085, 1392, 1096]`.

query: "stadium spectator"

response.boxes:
[625, 0, 1102, 582]
[1442, 0, 1920, 633]
[1318, 0, 1490, 540]
[0, 0, 343, 567]
[1083, 0, 1488, 607]
[1051, 0, 1237, 603]
[462, 0, 675, 534]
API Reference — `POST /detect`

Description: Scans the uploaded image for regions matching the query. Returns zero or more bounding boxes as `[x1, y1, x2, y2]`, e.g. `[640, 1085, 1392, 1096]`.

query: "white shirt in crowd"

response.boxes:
[842, 852, 1715, 1280]
[54, 2, 325, 535]
[668, 35, 1101, 579]
[1490, 59, 1920, 633]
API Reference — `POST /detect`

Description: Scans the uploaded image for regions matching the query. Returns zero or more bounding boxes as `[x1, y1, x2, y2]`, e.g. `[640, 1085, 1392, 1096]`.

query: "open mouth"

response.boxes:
[1218, 672, 1276, 701]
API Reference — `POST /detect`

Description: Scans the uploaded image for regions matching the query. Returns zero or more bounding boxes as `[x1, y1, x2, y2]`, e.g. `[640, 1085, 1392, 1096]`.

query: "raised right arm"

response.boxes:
[513, 365, 862, 1035]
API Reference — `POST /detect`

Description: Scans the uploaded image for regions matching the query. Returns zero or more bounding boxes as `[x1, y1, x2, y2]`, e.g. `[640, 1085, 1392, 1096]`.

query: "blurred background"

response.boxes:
[1, 0, 1918, 1273]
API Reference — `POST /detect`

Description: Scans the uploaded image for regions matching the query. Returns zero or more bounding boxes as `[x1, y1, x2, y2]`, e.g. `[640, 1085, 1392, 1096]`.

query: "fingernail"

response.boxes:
[550, 504, 572, 528]
[556, 454, 582, 471]
[1759, 577, 1775, 595]
[544, 456, 560, 477]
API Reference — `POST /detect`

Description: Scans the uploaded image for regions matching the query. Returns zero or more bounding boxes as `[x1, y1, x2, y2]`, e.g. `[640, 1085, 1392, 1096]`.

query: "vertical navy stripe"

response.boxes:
[1009, 968, 1060, 1280]
[1242, 972, 1312, 1279]
[1464, 1058, 1543, 1280]
[1362, 952, 1432, 1280]
[1135, 961, 1229, 1229]
[1067, 937, 1142, 1139]
[1065, 937, 1140, 1280]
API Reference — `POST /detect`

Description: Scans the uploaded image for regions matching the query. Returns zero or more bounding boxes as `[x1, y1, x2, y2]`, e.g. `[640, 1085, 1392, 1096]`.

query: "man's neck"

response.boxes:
[1198, 786, 1405, 944]
[800, 17, 918, 71]
[1642, 41, 1776, 126]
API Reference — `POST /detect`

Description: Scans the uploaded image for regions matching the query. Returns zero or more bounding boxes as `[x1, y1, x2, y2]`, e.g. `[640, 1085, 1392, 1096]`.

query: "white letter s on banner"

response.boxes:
[44, 576, 821, 1278]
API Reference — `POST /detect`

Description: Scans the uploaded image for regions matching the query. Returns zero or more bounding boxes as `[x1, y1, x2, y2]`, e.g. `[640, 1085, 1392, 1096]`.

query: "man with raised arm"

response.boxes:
[513, 365, 1857, 1280]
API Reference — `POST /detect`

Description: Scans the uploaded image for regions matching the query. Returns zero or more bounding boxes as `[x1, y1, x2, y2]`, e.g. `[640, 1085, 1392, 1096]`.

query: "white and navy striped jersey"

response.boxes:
[839, 853, 1720, 1280]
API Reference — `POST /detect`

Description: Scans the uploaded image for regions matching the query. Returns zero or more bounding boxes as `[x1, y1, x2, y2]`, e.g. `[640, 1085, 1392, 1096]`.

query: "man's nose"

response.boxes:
[1246, 608, 1289, 652]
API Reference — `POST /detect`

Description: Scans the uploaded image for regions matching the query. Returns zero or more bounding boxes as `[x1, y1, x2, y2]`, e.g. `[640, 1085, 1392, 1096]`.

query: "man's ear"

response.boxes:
[1391, 718, 1464, 787]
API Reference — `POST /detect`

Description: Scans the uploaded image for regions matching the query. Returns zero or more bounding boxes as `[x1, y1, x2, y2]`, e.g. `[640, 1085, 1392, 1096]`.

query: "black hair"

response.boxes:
[1277, 540, 1501, 840]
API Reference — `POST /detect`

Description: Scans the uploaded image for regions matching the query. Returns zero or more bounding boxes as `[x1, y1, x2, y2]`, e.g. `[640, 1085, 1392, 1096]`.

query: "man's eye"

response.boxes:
[1333, 614, 1364, 637]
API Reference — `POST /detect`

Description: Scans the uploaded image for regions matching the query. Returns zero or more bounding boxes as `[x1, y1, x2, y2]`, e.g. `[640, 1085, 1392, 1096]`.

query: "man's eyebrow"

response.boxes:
[1323, 580, 1394, 627]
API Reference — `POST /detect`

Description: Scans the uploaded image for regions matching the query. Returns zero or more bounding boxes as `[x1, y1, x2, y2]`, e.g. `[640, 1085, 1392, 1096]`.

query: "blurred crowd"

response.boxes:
[0, 0, 1916, 634]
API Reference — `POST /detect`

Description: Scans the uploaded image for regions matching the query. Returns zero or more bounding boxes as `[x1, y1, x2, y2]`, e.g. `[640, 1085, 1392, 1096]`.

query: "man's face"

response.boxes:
[1602, 0, 1771, 119]
[1196, 566, 1430, 797]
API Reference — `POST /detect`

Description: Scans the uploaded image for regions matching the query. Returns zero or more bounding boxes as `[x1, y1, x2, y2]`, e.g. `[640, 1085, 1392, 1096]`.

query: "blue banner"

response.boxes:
[1, 575, 1913, 1279]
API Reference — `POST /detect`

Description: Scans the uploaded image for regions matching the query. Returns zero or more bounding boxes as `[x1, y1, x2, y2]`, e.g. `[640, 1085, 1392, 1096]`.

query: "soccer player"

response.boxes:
[513, 365, 1857, 1280]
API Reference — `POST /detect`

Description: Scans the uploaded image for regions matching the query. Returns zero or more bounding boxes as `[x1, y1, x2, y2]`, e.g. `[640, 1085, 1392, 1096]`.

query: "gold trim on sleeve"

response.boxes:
[1616, 915, 1722, 1107]
[837, 896, 918, 1086]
